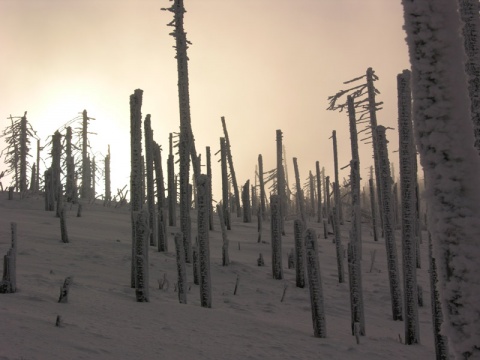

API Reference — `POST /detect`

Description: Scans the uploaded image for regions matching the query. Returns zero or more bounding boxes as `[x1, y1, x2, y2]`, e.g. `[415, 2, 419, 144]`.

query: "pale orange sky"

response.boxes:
[0, 0, 410, 201]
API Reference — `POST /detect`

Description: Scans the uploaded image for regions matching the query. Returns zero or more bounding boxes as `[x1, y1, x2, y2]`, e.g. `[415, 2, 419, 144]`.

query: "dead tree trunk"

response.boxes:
[221, 116, 241, 217]
[134, 210, 150, 302]
[206, 146, 214, 230]
[316, 161, 323, 223]
[270, 194, 283, 280]
[168, 133, 176, 227]
[144, 115, 157, 247]
[220, 137, 230, 229]
[0, 222, 17, 294]
[276, 130, 287, 232]
[305, 228, 327, 338]
[130, 89, 144, 288]
[242, 179, 252, 223]
[153, 141, 167, 252]
[294, 219, 305, 288]
[258, 154, 266, 221]
[197, 174, 212, 308]
[377, 125, 403, 321]
[174, 232, 187, 304]
[332, 130, 343, 224]
[397, 69, 420, 344]
[293, 157, 307, 225]
[104, 145, 111, 205]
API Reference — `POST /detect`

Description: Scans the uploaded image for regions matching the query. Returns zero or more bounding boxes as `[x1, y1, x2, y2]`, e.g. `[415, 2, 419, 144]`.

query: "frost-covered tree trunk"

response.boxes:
[369, 173, 379, 242]
[51, 131, 62, 202]
[347, 96, 362, 259]
[0, 222, 17, 294]
[216, 204, 230, 266]
[376, 125, 403, 321]
[401, 1, 480, 356]
[221, 116, 241, 217]
[206, 146, 214, 230]
[347, 241, 365, 337]
[333, 205, 344, 284]
[197, 174, 212, 308]
[276, 130, 287, 230]
[459, 0, 480, 152]
[332, 131, 343, 224]
[316, 161, 323, 223]
[397, 69, 419, 344]
[293, 157, 307, 225]
[220, 137, 230, 229]
[65, 127, 75, 203]
[325, 176, 331, 223]
[305, 228, 326, 338]
[366, 68, 384, 237]
[242, 179, 251, 223]
[168, 133, 176, 227]
[429, 232, 450, 359]
[130, 89, 144, 288]
[19, 114, 27, 193]
[134, 210, 149, 302]
[258, 154, 266, 221]
[270, 195, 283, 280]
[153, 141, 167, 252]
[309, 171, 315, 218]
[294, 219, 305, 288]
[144, 115, 157, 247]
[174, 232, 187, 304]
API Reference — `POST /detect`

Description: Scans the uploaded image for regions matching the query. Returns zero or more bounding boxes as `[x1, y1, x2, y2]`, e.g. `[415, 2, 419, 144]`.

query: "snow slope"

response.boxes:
[0, 193, 436, 359]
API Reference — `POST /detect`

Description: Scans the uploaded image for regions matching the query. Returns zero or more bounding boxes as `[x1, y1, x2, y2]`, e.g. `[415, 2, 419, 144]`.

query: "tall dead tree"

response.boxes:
[315, 161, 323, 223]
[130, 89, 144, 288]
[104, 145, 111, 204]
[220, 137, 230, 229]
[331, 130, 343, 224]
[397, 69, 420, 344]
[197, 174, 212, 308]
[206, 146, 214, 230]
[221, 116, 241, 217]
[144, 115, 157, 247]
[168, 133, 176, 226]
[258, 154, 266, 220]
[377, 125, 403, 321]
[242, 179, 252, 223]
[293, 157, 307, 225]
[153, 141, 167, 251]
[276, 130, 287, 230]
[270, 195, 283, 280]
[162, 0, 201, 263]
[65, 127, 75, 203]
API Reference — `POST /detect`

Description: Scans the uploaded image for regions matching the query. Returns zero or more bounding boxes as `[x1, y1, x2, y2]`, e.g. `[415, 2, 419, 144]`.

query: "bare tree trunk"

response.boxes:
[293, 157, 307, 225]
[168, 135, 176, 226]
[221, 117, 241, 217]
[377, 125, 403, 321]
[332, 130, 343, 225]
[242, 180, 251, 223]
[258, 154, 266, 221]
[174, 232, 187, 304]
[19, 115, 27, 193]
[197, 174, 212, 308]
[134, 210, 149, 302]
[276, 130, 287, 232]
[220, 137, 230, 230]
[206, 146, 214, 230]
[316, 161, 323, 223]
[153, 141, 167, 252]
[305, 228, 327, 338]
[270, 195, 283, 280]
[130, 89, 144, 288]
[398, 69, 420, 344]
[294, 219, 305, 288]
[144, 115, 157, 247]
[104, 145, 111, 205]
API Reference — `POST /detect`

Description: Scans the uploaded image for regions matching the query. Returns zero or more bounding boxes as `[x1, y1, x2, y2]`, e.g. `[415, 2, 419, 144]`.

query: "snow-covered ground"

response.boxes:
[0, 193, 436, 359]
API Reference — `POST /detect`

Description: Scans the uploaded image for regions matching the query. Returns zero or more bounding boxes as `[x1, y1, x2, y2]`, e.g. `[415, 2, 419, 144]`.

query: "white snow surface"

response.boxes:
[0, 194, 437, 359]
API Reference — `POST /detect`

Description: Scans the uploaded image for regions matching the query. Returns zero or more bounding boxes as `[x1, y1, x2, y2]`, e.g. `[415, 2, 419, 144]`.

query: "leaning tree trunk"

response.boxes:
[220, 137, 230, 229]
[197, 174, 212, 308]
[397, 69, 419, 344]
[221, 116, 241, 217]
[130, 89, 144, 288]
[402, 1, 480, 356]
[144, 115, 157, 247]
[376, 125, 403, 321]
[270, 195, 283, 280]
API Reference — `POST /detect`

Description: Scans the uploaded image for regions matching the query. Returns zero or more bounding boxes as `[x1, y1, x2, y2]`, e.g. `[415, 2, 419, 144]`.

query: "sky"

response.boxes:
[0, 0, 410, 201]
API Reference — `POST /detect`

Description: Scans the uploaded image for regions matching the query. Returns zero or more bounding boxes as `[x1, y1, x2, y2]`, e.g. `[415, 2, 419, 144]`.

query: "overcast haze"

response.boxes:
[0, 0, 410, 200]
